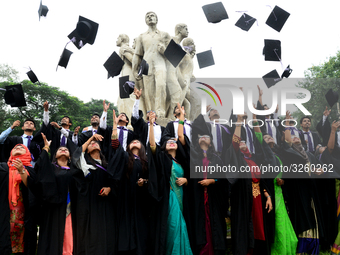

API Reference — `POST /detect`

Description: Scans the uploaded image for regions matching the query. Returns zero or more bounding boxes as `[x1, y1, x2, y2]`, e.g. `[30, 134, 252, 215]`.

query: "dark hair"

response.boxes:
[85, 141, 108, 169]
[119, 112, 129, 126]
[52, 146, 72, 166]
[92, 113, 101, 118]
[300, 116, 311, 124]
[24, 118, 36, 127]
[126, 140, 148, 178]
[62, 115, 72, 124]
[194, 134, 217, 160]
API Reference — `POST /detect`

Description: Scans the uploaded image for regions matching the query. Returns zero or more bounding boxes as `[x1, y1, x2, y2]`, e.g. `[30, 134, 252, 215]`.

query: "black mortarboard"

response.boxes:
[75, 16, 99, 45]
[281, 65, 292, 78]
[104, 51, 124, 78]
[26, 68, 40, 84]
[266, 6, 290, 32]
[202, 2, 228, 23]
[262, 70, 282, 88]
[164, 39, 186, 68]
[325, 89, 339, 108]
[196, 50, 215, 69]
[3, 84, 27, 107]
[57, 48, 73, 71]
[263, 39, 281, 61]
[68, 29, 87, 50]
[138, 59, 149, 76]
[119, 76, 135, 99]
[38, 0, 49, 21]
[235, 13, 256, 31]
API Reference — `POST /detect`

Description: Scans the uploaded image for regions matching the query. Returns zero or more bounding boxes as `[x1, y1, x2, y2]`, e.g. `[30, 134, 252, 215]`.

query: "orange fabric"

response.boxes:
[63, 214, 73, 255]
[8, 144, 32, 207]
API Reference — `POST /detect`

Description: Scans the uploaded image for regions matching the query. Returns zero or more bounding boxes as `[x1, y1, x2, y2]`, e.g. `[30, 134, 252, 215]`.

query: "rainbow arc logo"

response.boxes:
[196, 82, 222, 106]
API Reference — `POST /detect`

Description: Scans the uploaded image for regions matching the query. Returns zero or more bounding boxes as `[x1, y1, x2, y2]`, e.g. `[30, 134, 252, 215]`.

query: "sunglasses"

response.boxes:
[167, 140, 177, 144]
[198, 135, 210, 139]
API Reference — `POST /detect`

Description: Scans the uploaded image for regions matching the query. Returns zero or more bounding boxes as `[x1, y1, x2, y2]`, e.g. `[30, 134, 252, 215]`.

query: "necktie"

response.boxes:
[216, 124, 222, 152]
[26, 136, 32, 149]
[61, 136, 66, 146]
[266, 121, 273, 137]
[304, 131, 314, 152]
[93, 129, 97, 135]
[118, 126, 125, 145]
[246, 125, 254, 154]
[287, 127, 295, 135]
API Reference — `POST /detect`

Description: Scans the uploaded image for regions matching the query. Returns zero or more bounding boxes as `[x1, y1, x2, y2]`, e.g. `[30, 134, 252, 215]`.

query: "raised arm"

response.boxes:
[177, 103, 186, 146]
[81, 134, 103, 152]
[0, 120, 20, 144]
[132, 88, 142, 118]
[284, 111, 292, 144]
[327, 120, 340, 154]
[100, 100, 110, 130]
[149, 112, 156, 147]
[257, 85, 263, 107]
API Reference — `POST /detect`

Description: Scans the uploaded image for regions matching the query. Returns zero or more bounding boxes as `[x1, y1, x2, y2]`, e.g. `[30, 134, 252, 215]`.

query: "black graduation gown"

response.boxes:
[37, 123, 77, 161]
[227, 142, 274, 255]
[188, 148, 228, 255]
[319, 117, 340, 156]
[71, 148, 117, 255]
[107, 142, 151, 254]
[161, 121, 191, 146]
[131, 110, 165, 148]
[28, 150, 86, 255]
[0, 163, 37, 255]
[298, 130, 322, 153]
[279, 143, 325, 238]
[147, 137, 191, 255]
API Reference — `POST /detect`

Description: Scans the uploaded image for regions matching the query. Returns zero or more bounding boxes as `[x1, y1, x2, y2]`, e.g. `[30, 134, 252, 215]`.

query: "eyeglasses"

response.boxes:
[167, 140, 176, 144]
[198, 135, 210, 139]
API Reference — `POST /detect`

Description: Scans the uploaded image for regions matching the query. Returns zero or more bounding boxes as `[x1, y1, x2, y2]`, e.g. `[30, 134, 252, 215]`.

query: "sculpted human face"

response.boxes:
[56, 147, 70, 159]
[12, 145, 26, 156]
[116, 36, 122, 47]
[180, 26, 189, 37]
[145, 12, 157, 26]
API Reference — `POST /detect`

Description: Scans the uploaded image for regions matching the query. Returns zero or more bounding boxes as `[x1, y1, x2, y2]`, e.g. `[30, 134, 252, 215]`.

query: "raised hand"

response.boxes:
[324, 106, 331, 117]
[149, 111, 156, 125]
[41, 133, 51, 148]
[43, 101, 49, 112]
[332, 120, 340, 131]
[11, 120, 21, 130]
[73, 126, 80, 136]
[103, 100, 110, 112]
[133, 87, 142, 100]
[51, 122, 61, 129]
[92, 134, 104, 141]
[257, 85, 263, 97]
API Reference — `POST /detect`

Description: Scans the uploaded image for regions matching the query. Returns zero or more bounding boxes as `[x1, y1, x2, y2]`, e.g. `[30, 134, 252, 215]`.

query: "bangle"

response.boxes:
[43, 146, 50, 152]
[178, 120, 184, 125]
[19, 171, 26, 175]
[113, 128, 117, 130]
[266, 195, 271, 198]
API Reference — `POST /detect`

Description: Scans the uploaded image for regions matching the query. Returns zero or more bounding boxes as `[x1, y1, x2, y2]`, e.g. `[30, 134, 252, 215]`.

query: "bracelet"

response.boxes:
[43, 146, 50, 152]
[19, 171, 26, 175]
[266, 195, 271, 198]
[178, 120, 184, 125]
[252, 122, 259, 126]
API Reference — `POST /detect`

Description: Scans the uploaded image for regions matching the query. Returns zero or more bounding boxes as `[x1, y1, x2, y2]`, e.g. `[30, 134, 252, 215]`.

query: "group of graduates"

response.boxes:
[0, 86, 340, 255]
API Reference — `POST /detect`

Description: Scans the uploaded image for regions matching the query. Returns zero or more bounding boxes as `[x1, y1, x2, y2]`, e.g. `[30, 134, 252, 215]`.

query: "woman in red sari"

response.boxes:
[0, 144, 36, 255]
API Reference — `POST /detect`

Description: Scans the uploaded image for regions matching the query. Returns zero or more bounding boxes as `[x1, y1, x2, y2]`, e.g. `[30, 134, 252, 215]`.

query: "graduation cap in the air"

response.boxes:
[202, 2, 228, 24]
[38, 0, 49, 21]
[262, 70, 282, 88]
[57, 47, 73, 71]
[325, 89, 339, 108]
[281, 65, 292, 78]
[164, 39, 186, 68]
[266, 6, 290, 32]
[26, 68, 40, 84]
[104, 51, 124, 78]
[68, 30, 86, 50]
[196, 50, 215, 69]
[68, 16, 99, 46]
[235, 13, 256, 31]
[138, 59, 149, 76]
[1, 84, 27, 107]
[263, 39, 281, 61]
[119, 76, 135, 99]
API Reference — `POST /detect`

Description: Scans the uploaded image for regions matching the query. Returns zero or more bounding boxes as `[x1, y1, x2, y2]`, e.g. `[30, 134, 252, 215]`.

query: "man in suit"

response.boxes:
[299, 116, 322, 153]
[131, 88, 164, 148]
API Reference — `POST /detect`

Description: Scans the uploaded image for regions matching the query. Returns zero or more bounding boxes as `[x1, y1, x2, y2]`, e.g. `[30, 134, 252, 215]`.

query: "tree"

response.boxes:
[0, 64, 19, 82]
[295, 51, 340, 131]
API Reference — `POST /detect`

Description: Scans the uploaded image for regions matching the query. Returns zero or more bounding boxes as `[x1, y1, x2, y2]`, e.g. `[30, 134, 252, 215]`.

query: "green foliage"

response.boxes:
[0, 64, 19, 82]
[294, 51, 340, 131]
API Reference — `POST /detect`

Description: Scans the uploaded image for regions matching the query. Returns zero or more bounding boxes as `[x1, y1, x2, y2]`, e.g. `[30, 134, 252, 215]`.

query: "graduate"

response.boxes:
[148, 104, 193, 255]
[28, 133, 86, 255]
[258, 126, 298, 254]
[108, 109, 151, 255]
[0, 144, 37, 255]
[189, 114, 228, 255]
[228, 113, 274, 255]
[282, 111, 325, 255]
[73, 133, 117, 255]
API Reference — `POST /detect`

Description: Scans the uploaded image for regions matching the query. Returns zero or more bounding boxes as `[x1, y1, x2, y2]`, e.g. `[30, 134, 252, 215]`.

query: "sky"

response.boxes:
[0, 0, 339, 112]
